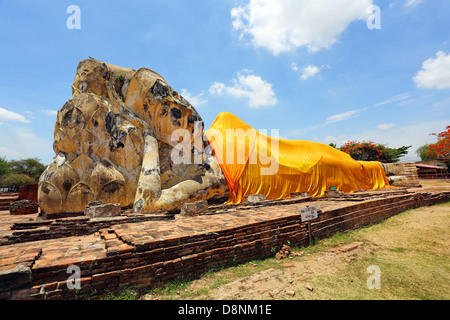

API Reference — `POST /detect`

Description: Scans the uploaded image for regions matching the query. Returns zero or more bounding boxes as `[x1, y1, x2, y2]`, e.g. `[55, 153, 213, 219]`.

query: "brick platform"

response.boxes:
[0, 194, 18, 211]
[0, 186, 449, 300]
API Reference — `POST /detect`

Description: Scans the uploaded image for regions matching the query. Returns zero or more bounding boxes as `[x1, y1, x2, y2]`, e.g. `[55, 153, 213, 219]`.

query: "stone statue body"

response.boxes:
[38, 59, 227, 214]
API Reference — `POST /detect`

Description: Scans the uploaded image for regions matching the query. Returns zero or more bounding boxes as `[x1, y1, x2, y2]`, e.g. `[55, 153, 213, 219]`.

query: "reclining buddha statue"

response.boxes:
[38, 58, 390, 214]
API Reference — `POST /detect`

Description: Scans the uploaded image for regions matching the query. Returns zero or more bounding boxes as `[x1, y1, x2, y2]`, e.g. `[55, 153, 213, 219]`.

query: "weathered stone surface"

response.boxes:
[382, 162, 420, 187]
[38, 58, 228, 215]
[9, 200, 39, 215]
[324, 190, 345, 198]
[290, 192, 310, 198]
[180, 200, 208, 217]
[0, 264, 32, 292]
[244, 194, 267, 204]
[84, 201, 121, 218]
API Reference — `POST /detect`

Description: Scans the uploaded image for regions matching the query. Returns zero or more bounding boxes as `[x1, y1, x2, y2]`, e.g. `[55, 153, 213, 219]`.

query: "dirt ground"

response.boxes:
[141, 181, 450, 300]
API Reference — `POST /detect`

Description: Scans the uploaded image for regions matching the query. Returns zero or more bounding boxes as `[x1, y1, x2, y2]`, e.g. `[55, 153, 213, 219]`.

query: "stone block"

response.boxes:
[324, 190, 345, 198]
[84, 201, 121, 218]
[290, 192, 310, 198]
[180, 200, 208, 217]
[9, 200, 39, 215]
[244, 194, 267, 204]
[0, 264, 32, 292]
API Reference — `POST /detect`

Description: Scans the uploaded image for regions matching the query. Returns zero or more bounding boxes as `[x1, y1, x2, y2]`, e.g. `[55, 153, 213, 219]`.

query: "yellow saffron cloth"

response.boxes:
[205, 112, 391, 204]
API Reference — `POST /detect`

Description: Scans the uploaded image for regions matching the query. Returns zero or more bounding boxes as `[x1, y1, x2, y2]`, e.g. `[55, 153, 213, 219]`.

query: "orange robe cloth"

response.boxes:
[205, 112, 390, 204]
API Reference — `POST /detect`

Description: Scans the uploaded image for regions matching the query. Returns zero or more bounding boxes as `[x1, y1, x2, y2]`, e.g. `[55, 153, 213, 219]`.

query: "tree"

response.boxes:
[0, 174, 35, 191]
[8, 158, 46, 181]
[328, 142, 338, 149]
[340, 140, 411, 163]
[0, 157, 10, 176]
[416, 144, 438, 161]
[427, 125, 450, 169]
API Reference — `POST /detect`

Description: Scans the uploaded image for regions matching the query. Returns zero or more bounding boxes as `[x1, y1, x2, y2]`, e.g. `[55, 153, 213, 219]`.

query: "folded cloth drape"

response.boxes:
[205, 112, 391, 204]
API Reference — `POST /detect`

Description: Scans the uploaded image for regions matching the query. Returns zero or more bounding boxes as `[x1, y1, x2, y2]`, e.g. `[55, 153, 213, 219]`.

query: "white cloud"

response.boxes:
[0, 146, 22, 158]
[414, 51, 450, 89]
[209, 71, 277, 108]
[285, 107, 368, 139]
[301, 65, 321, 81]
[374, 93, 411, 107]
[326, 108, 367, 124]
[180, 89, 208, 107]
[377, 123, 396, 130]
[292, 63, 330, 80]
[0, 124, 53, 164]
[39, 109, 58, 116]
[231, 0, 373, 55]
[285, 124, 322, 138]
[209, 82, 226, 95]
[405, 0, 422, 7]
[0, 107, 30, 125]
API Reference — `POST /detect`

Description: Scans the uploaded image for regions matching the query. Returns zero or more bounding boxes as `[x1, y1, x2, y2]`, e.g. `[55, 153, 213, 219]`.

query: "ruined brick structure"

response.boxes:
[1, 187, 448, 300]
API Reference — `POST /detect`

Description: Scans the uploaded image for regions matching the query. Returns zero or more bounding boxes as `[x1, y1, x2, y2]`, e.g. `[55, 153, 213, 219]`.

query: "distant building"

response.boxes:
[415, 163, 448, 179]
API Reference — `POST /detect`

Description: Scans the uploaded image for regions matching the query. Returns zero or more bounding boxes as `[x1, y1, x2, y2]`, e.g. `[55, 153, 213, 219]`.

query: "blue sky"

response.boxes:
[0, 0, 449, 165]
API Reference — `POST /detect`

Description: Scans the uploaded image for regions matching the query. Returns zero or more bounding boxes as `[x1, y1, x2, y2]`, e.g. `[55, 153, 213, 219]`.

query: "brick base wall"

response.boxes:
[4, 213, 174, 245]
[2, 191, 449, 300]
[18, 184, 38, 203]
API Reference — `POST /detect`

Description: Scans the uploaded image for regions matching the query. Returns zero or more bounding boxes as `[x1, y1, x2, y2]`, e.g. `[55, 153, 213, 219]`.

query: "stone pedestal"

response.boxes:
[290, 192, 310, 198]
[244, 194, 267, 204]
[0, 264, 32, 292]
[84, 201, 121, 218]
[180, 200, 208, 217]
[324, 190, 345, 198]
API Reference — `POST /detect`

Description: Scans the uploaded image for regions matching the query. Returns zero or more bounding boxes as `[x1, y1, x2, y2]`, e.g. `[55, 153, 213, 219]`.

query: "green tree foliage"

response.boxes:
[8, 158, 46, 181]
[328, 142, 338, 149]
[0, 157, 11, 176]
[416, 144, 437, 161]
[340, 141, 411, 163]
[0, 174, 35, 190]
[0, 157, 46, 190]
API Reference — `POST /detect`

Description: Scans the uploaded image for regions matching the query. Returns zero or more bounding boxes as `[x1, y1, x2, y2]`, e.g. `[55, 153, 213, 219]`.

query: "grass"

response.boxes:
[298, 203, 450, 300]
[141, 258, 282, 300]
[101, 202, 450, 300]
[100, 288, 139, 300]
